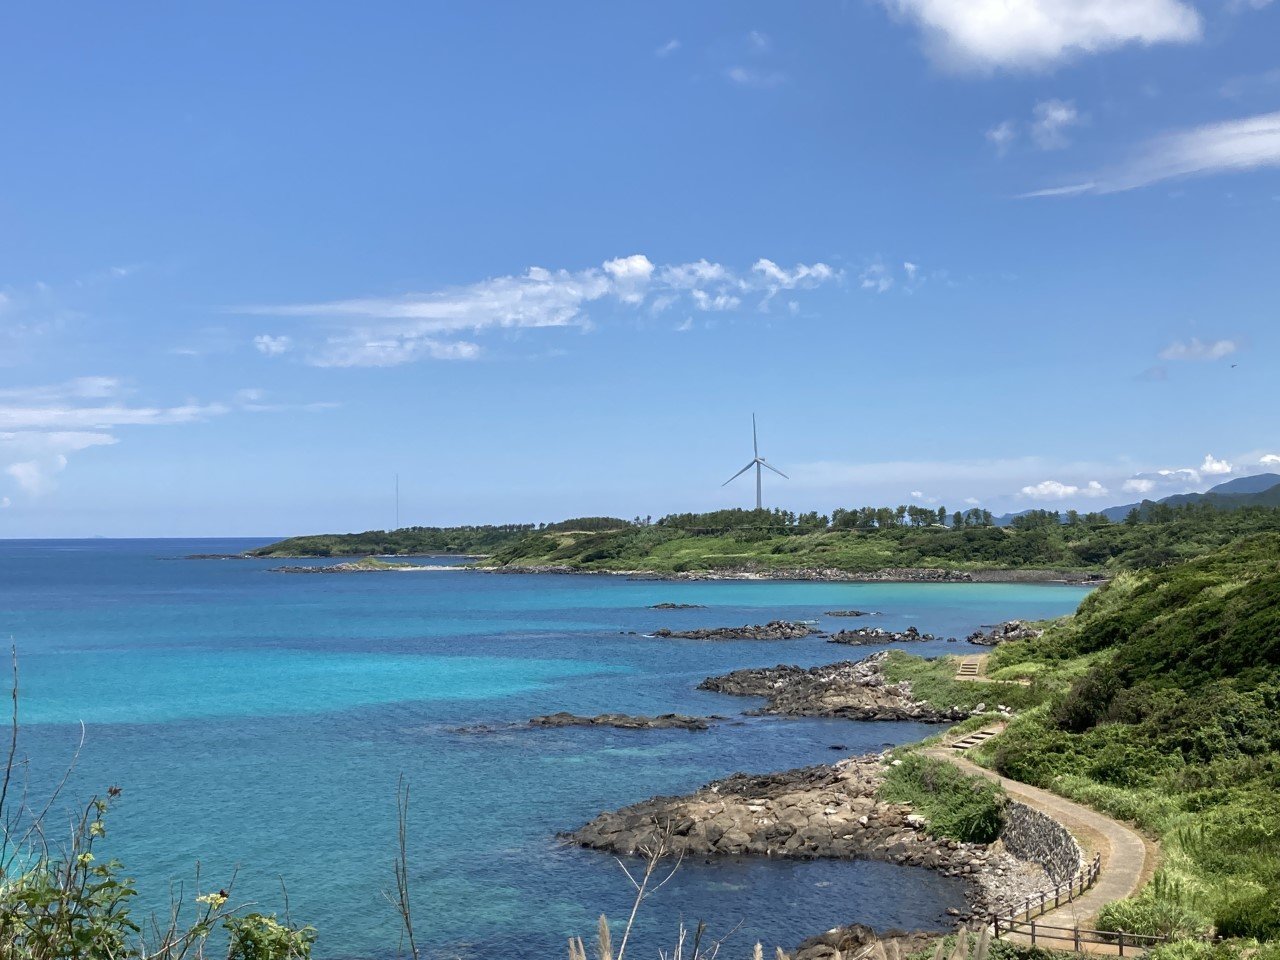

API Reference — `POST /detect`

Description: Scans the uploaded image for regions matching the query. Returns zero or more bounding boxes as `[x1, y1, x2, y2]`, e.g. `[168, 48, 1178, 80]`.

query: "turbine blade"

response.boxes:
[722, 461, 756, 485]
[753, 413, 759, 458]
[761, 461, 789, 479]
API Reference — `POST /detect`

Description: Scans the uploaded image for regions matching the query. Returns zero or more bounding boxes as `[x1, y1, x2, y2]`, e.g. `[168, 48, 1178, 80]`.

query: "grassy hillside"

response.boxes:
[248, 524, 534, 557]
[481, 505, 1280, 574]
[932, 535, 1280, 945]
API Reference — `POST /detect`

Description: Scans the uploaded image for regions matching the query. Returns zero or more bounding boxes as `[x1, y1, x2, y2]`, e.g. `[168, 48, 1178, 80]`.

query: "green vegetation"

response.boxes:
[881, 651, 1043, 713]
[878, 754, 1005, 844]
[0, 791, 315, 959]
[249, 523, 535, 557]
[480, 504, 1280, 575]
[938, 534, 1280, 943]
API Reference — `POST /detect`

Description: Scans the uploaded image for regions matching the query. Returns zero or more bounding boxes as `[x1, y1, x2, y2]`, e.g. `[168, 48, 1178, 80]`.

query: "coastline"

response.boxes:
[471, 563, 1108, 585]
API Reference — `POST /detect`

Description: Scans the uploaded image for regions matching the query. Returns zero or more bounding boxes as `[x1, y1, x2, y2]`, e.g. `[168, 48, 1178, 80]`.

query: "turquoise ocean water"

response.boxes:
[0, 539, 1092, 959]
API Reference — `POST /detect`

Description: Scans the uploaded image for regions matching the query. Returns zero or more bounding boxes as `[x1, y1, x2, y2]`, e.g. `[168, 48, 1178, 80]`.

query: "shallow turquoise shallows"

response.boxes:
[0, 539, 1093, 959]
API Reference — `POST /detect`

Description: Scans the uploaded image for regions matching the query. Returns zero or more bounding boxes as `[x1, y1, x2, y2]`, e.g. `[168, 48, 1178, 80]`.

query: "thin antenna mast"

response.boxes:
[395, 473, 400, 530]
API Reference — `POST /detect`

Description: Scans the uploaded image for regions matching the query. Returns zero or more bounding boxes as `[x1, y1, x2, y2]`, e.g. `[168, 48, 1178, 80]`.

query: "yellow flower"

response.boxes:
[196, 892, 228, 910]
[76, 853, 94, 866]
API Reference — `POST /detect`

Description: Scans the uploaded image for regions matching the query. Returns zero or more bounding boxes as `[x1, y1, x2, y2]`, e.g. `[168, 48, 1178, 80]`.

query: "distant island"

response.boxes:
[245, 477, 1280, 578]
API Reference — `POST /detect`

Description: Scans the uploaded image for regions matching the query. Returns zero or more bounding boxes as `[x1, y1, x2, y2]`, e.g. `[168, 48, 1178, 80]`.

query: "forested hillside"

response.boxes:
[961, 534, 1280, 943]
[482, 504, 1280, 574]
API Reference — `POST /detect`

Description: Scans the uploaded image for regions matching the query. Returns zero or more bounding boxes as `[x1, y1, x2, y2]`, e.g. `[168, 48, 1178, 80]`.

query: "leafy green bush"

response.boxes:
[0, 791, 315, 960]
[878, 755, 1005, 843]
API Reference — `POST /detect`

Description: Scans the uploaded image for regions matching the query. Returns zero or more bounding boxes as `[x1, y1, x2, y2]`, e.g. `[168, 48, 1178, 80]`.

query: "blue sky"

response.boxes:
[2, 1, 1279, 536]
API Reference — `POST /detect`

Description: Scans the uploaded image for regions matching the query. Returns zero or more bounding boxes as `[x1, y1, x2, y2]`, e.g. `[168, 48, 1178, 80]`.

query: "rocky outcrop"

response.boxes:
[527, 712, 714, 731]
[966, 621, 1044, 646]
[999, 801, 1083, 885]
[792, 925, 937, 960]
[698, 652, 967, 723]
[270, 558, 417, 574]
[652, 621, 819, 641]
[567, 755, 1050, 919]
[828, 626, 942, 646]
[454, 713, 719, 734]
[649, 602, 705, 609]
[824, 610, 876, 617]
[481, 565, 1108, 584]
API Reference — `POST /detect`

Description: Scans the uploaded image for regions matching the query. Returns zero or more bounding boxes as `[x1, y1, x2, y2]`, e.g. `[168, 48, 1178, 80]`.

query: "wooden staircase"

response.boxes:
[948, 726, 1002, 752]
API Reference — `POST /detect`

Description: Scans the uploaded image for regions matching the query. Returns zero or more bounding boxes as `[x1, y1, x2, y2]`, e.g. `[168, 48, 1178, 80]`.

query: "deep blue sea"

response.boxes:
[0, 539, 1092, 959]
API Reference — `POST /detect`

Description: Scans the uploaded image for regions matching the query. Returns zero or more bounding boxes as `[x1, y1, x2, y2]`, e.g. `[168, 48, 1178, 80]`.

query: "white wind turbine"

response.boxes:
[722, 414, 788, 510]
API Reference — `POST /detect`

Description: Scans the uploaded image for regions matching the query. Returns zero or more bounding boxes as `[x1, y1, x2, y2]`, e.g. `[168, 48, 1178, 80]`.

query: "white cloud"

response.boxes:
[603, 254, 655, 304]
[1262, 454, 1280, 465]
[964, 497, 981, 506]
[1020, 479, 1108, 500]
[1, 432, 117, 496]
[1121, 477, 1157, 494]
[1121, 455, 1234, 495]
[0, 496, 9, 508]
[0, 377, 125, 403]
[674, 317, 693, 333]
[0, 379, 330, 497]
[658, 260, 730, 289]
[1026, 111, 1280, 196]
[245, 254, 838, 367]
[1158, 337, 1237, 361]
[1200, 454, 1233, 475]
[254, 334, 293, 356]
[903, 261, 919, 281]
[725, 66, 786, 88]
[910, 490, 924, 498]
[881, 0, 1201, 71]
[654, 39, 681, 58]
[986, 120, 1018, 155]
[1030, 99, 1082, 149]
[860, 263, 894, 293]
[691, 290, 741, 312]
[7, 456, 67, 495]
[748, 30, 771, 52]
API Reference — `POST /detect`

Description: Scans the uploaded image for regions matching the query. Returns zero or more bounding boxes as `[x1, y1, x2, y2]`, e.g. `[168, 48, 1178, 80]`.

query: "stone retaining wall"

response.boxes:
[1000, 800, 1083, 884]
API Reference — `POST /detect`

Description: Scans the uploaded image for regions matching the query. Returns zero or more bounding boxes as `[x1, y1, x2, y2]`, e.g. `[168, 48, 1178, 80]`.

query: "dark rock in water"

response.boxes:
[967, 620, 1044, 646]
[827, 625, 944, 646]
[824, 610, 876, 617]
[648, 602, 706, 609]
[184, 554, 250, 560]
[453, 713, 718, 733]
[652, 620, 819, 641]
[828, 744, 847, 751]
[699, 651, 967, 722]
[527, 712, 714, 731]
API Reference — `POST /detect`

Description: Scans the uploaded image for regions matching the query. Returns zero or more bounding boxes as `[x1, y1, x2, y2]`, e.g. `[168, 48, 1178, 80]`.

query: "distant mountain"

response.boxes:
[1203, 473, 1280, 495]
[1100, 473, 1280, 523]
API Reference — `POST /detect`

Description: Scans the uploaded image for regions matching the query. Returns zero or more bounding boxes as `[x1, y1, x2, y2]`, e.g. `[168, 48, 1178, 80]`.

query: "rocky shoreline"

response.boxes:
[698, 652, 968, 722]
[652, 620, 820, 641]
[966, 620, 1045, 646]
[477, 564, 1106, 585]
[566, 755, 1053, 921]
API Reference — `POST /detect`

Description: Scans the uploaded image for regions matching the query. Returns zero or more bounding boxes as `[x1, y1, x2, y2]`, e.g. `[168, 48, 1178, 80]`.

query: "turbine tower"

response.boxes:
[722, 414, 788, 510]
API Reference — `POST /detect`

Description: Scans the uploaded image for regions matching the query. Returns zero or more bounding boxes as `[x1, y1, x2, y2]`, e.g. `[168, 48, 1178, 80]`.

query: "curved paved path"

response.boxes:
[924, 740, 1155, 931]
